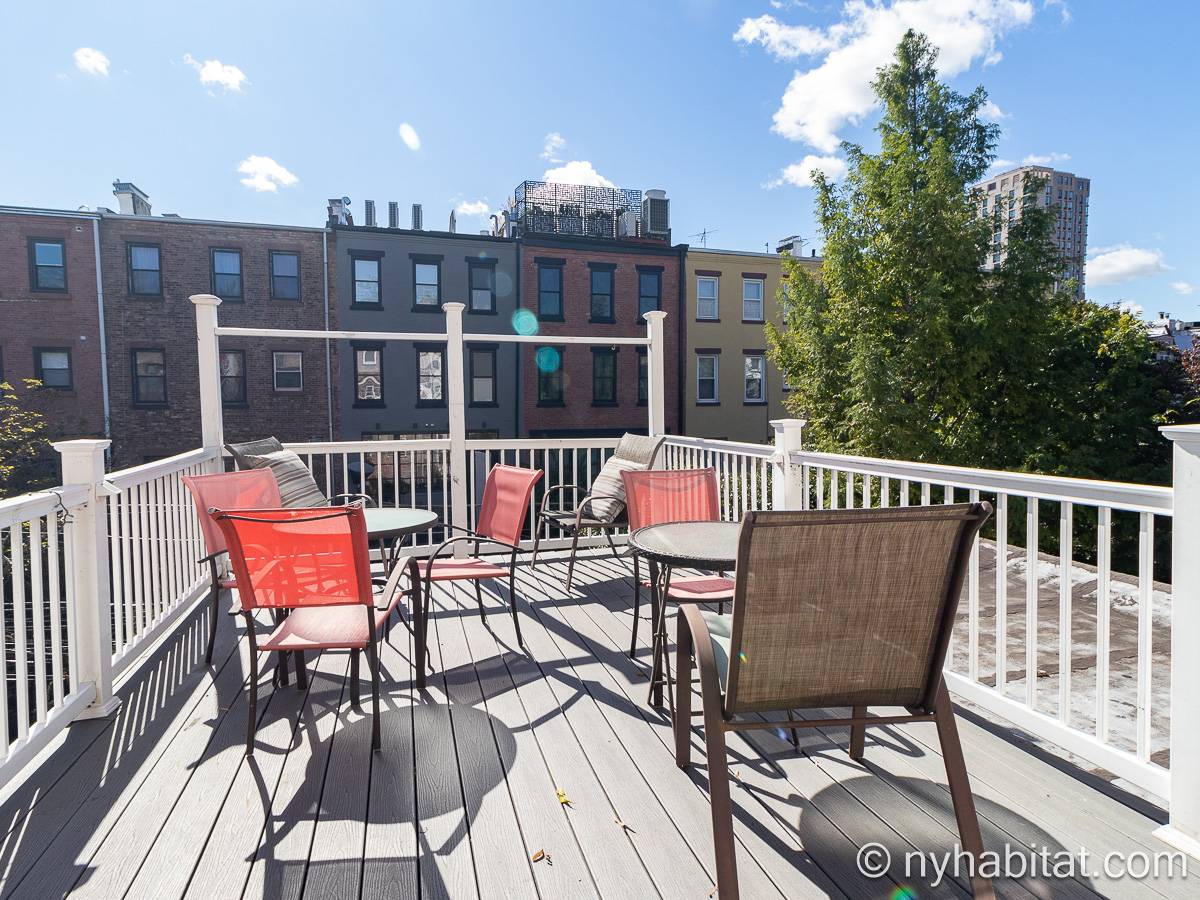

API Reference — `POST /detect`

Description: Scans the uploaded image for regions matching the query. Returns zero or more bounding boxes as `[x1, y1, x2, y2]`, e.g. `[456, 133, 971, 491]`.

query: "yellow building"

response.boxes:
[683, 245, 821, 444]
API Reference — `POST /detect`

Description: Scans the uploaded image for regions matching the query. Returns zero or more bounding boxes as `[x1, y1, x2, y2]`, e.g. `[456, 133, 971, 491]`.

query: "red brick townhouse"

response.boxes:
[98, 183, 337, 467]
[0, 205, 108, 452]
[509, 181, 685, 437]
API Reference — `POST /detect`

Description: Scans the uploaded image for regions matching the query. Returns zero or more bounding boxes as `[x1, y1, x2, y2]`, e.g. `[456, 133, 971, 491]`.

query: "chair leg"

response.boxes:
[474, 579, 487, 624]
[565, 529, 581, 590]
[367, 630, 381, 752]
[849, 705, 866, 761]
[629, 553, 641, 658]
[243, 614, 258, 756]
[603, 527, 620, 560]
[702, 684, 738, 898]
[674, 610, 693, 768]
[934, 680, 994, 900]
[293, 649, 308, 691]
[531, 517, 543, 568]
[350, 650, 361, 709]
[414, 570, 428, 690]
[508, 565, 524, 647]
[204, 559, 220, 665]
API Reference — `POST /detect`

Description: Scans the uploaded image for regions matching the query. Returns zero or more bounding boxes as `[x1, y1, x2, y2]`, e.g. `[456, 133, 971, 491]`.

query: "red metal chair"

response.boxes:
[621, 468, 735, 658]
[182, 469, 282, 665]
[212, 504, 417, 754]
[421, 464, 543, 652]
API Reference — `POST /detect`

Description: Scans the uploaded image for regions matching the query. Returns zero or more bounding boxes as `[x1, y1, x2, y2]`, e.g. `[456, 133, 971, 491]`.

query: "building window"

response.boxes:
[696, 354, 718, 403]
[270, 251, 300, 300]
[744, 355, 765, 403]
[353, 345, 383, 405]
[132, 349, 167, 405]
[220, 350, 246, 405]
[637, 349, 648, 406]
[696, 276, 718, 320]
[592, 348, 617, 405]
[34, 348, 72, 389]
[469, 262, 496, 313]
[352, 255, 381, 305]
[742, 278, 764, 322]
[273, 351, 303, 392]
[590, 266, 614, 322]
[538, 265, 563, 320]
[417, 346, 445, 406]
[638, 269, 661, 320]
[29, 239, 66, 292]
[211, 249, 243, 300]
[413, 258, 441, 308]
[128, 244, 162, 296]
[536, 347, 563, 405]
[470, 347, 497, 406]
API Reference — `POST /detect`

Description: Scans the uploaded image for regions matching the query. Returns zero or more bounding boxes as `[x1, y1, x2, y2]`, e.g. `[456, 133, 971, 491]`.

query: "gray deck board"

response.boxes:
[0, 549, 1193, 900]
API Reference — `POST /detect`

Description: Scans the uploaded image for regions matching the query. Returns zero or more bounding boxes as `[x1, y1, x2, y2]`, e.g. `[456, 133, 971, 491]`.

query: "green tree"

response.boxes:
[767, 30, 1177, 484]
[0, 379, 56, 498]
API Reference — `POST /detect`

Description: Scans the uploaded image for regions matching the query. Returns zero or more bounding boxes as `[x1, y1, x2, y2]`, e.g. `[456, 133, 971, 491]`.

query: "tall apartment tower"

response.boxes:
[974, 165, 1090, 297]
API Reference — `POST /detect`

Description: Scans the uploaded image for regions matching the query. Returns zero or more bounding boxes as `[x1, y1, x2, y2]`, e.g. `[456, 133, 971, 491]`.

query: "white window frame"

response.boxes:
[272, 351, 303, 392]
[742, 278, 764, 322]
[696, 354, 719, 403]
[696, 276, 719, 320]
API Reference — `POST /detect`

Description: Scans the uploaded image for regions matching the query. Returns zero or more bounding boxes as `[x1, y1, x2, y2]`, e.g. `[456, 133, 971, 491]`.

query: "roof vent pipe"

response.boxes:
[364, 200, 376, 227]
[388, 201, 399, 228]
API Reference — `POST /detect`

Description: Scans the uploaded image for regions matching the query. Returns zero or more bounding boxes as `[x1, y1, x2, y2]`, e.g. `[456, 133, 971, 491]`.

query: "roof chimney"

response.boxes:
[776, 234, 803, 254]
[388, 201, 399, 229]
[411, 203, 423, 230]
[112, 180, 151, 216]
[364, 200, 376, 227]
[448, 209, 457, 234]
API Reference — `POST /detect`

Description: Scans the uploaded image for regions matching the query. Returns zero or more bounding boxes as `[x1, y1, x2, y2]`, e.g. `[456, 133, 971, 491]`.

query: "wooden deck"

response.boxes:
[0, 550, 1194, 899]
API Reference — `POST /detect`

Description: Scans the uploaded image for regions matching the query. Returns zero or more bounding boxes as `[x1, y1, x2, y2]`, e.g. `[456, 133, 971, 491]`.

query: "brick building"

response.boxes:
[98, 184, 336, 467]
[507, 182, 684, 437]
[0, 206, 108, 447]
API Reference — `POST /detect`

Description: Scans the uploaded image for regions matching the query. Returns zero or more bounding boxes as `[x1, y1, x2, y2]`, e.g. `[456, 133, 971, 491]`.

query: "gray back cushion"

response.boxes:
[225, 438, 327, 508]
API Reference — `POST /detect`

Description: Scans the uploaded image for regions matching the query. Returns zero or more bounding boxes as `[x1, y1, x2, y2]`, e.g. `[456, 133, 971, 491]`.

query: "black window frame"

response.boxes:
[743, 352, 766, 404]
[467, 257, 498, 314]
[210, 248, 244, 301]
[411, 254, 443, 312]
[636, 347, 648, 407]
[272, 350, 304, 393]
[131, 347, 168, 406]
[588, 263, 615, 323]
[537, 261, 564, 322]
[33, 346, 72, 390]
[350, 251, 384, 309]
[636, 266, 662, 321]
[219, 349, 247, 407]
[352, 340, 385, 408]
[127, 242, 163, 297]
[415, 342, 447, 408]
[468, 344, 498, 407]
[28, 238, 67, 293]
[536, 346, 564, 406]
[591, 347, 617, 406]
[269, 250, 301, 301]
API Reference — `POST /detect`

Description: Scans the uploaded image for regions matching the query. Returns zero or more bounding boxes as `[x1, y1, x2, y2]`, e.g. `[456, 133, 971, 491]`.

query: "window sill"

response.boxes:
[128, 294, 165, 301]
[416, 400, 447, 408]
[411, 304, 443, 314]
[350, 302, 384, 311]
[589, 317, 616, 325]
[696, 400, 720, 406]
[270, 296, 302, 303]
[469, 401, 500, 408]
[132, 402, 168, 409]
[536, 401, 565, 408]
[467, 308, 498, 316]
[353, 400, 386, 409]
[741, 319, 765, 325]
[222, 402, 249, 410]
[218, 297, 245, 304]
[538, 315, 565, 323]
[274, 389, 304, 395]
[743, 400, 767, 406]
[31, 289, 70, 297]
[695, 317, 720, 323]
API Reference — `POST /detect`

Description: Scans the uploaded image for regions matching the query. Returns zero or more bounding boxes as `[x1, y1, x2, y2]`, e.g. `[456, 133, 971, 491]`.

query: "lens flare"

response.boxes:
[511, 308, 538, 336]
[536, 346, 561, 373]
[890, 886, 918, 900]
[738, 651, 748, 663]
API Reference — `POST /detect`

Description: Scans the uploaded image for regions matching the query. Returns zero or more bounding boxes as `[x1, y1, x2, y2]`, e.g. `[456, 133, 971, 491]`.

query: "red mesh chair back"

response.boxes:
[183, 469, 281, 559]
[474, 464, 544, 547]
[211, 505, 372, 611]
[622, 468, 721, 532]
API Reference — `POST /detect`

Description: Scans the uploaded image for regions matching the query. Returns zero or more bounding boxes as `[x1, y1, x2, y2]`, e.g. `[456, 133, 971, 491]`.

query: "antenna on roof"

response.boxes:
[688, 227, 718, 248]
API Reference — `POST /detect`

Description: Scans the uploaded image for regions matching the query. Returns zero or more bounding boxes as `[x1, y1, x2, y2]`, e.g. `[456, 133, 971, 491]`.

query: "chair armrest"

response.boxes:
[329, 492, 376, 507]
[680, 605, 725, 703]
[538, 483, 587, 517]
[423, 535, 491, 581]
[375, 553, 415, 611]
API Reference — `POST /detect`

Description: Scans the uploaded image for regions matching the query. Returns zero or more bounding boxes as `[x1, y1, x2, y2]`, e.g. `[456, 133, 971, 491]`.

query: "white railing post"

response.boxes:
[444, 302, 468, 554]
[1157, 425, 1200, 859]
[54, 439, 121, 719]
[191, 294, 224, 455]
[644, 311, 667, 436]
[769, 419, 806, 510]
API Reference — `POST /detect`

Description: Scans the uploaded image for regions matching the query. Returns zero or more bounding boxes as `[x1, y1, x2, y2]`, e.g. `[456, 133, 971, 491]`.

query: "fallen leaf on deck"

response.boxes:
[531, 849, 545, 863]
[555, 788, 572, 807]
[614, 818, 635, 833]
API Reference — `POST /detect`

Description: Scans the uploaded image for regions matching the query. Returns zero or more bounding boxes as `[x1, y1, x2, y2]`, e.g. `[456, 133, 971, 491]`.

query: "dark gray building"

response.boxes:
[332, 206, 520, 442]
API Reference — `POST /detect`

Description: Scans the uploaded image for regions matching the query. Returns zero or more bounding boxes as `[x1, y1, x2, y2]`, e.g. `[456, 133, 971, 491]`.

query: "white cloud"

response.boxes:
[1044, 0, 1071, 25]
[980, 100, 1008, 120]
[1086, 245, 1168, 285]
[988, 158, 1017, 171]
[766, 154, 848, 188]
[734, 0, 1034, 152]
[182, 54, 247, 92]
[541, 160, 615, 188]
[73, 47, 109, 77]
[541, 132, 566, 162]
[455, 199, 491, 217]
[1118, 300, 1144, 318]
[1171, 281, 1196, 296]
[398, 123, 421, 151]
[1022, 151, 1071, 165]
[237, 155, 298, 193]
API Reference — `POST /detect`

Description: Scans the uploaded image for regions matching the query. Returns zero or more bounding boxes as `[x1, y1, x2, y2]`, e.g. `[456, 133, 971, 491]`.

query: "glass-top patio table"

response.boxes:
[363, 507, 439, 576]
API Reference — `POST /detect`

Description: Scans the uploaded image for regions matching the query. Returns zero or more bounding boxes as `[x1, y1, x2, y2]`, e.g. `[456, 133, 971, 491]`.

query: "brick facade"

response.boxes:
[99, 214, 336, 468]
[518, 236, 684, 436]
[0, 209, 107, 443]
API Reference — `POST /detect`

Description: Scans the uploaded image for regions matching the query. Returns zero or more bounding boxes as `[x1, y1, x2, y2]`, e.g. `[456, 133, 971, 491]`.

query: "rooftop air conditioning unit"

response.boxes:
[618, 210, 639, 238]
[642, 189, 669, 238]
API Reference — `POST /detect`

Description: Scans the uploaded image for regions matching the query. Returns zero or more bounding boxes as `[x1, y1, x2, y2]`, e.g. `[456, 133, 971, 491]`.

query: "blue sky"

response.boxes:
[2, 0, 1197, 316]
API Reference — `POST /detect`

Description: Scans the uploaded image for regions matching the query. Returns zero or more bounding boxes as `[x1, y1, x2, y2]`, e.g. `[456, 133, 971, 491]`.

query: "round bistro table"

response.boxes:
[628, 521, 741, 711]
[364, 507, 439, 577]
